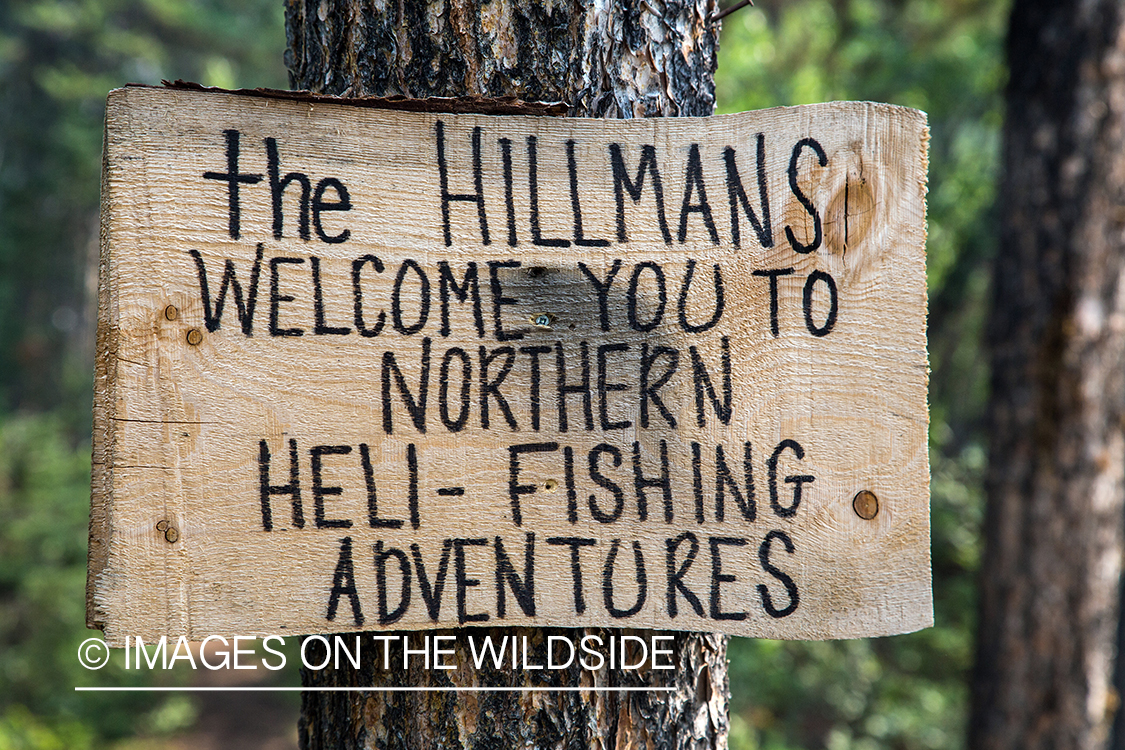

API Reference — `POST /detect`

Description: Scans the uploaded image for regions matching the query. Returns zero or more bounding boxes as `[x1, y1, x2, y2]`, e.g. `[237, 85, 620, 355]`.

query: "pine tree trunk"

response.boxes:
[284, 2, 728, 748]
[970, 2, 1125, 748]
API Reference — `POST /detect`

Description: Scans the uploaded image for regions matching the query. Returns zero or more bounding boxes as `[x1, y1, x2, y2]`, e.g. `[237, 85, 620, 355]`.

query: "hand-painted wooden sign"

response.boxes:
[88, 86, 931, 646]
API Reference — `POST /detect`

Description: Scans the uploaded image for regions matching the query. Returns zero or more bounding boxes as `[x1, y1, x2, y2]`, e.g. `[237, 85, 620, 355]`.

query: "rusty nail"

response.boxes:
[533, 313, 554, 329]
[156, 519, 169, 532]
[164, 526, 180, 543]
[164, 305, 179, 321]
[852, 490, 879, 520]
[186, 328, 203, 346]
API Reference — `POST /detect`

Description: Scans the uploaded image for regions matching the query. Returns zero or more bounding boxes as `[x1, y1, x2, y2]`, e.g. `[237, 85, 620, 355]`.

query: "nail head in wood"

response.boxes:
[164, 526, 180, 543]
[853, 490, 879, 520]
[164, 305, 179, 321]
[186, 328, 203, 346]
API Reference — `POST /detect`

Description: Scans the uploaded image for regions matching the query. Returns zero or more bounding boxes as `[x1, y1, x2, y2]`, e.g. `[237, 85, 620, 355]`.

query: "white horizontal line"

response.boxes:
[75, 686, 673, 693]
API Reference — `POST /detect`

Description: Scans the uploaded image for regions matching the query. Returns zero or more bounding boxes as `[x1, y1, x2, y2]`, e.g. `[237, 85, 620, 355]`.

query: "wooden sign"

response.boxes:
[88, 86, 931, 646]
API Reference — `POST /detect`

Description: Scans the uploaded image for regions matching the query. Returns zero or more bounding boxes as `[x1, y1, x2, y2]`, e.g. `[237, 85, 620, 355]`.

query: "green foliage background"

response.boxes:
[0, 0, 1004, 747]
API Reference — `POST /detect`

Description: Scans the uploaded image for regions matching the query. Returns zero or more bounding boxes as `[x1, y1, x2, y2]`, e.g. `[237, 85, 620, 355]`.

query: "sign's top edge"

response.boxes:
[116, 80, 571, 117]
[109, 80, 928, 126]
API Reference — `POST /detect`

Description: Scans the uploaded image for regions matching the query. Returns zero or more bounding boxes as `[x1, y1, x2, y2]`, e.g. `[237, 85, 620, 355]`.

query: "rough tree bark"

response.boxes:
[283, 2, 728, 748]
[970, 1, 1125, 749]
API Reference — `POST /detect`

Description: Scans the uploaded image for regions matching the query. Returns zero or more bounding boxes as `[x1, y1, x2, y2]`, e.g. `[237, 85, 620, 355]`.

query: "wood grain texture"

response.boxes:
[89, 86, 930, 646]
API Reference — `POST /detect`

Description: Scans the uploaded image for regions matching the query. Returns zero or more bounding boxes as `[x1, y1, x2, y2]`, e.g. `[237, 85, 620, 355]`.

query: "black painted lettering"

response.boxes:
[494, 533, 536, 618]
[597, 343, 632, 431]
[715, 442, 756, 522]
[626, 261, 667, 332]
[391, 259, 431, 335]
[547, 537, 596, 614]
[311, 445, 353, 529]
[665, 531, 703, 617]
[190, 244, 264, 335]
[312, 178, 351, 244]
[602, 539, 647, 618]
[758, 530, 799, 617]
[203, 129, 262, 240]
[633, 440, 672, 523]
[269, 256, 305, 336]
[519, 345, 552, 430]
[564, 446, 578, 523]
[326, 536, 364, 626]
[374, 540, 411, 625]
[508, 442, 559, 527]
[526, 135, 570, 247]
[381, 338, 431, 434]
[311, 257, 350, 335]
[259, 438, 303, 530]
[438, 347, 472, 432]
[578, 260, 622, 332]
[677, 259, 725, 334]
[567, 140, 609, 247]
[407, 443, 420, 530]
[454, 538, 490, 624]
[412, 540, 453, 620]
[767, 439, 814, 518]
[499, 138, 518, 246]
[677, 144, 720, 244]
[556, 341, 593, 432]
[480, 345, 518, 430]
[690, 337, 732, 427]
[352, 255, 386, 337]
[691, 441, 705, 524]
[436, 121, 490, 246]
[751, 268, 795, 338]
[487, 260, 522, 341]
[588, 443, 625, 523]
[803, 270, 838, 336]
[724, 135, 772, 248]
[265, 137, 311, 241]
[639, 344, 678, 429]
[709, 536, 748, 620]
[360, 443, 403, 529]
[438, 261, 485, 338]
[785, 138, 828, 253]
[609, 143, 671, 244]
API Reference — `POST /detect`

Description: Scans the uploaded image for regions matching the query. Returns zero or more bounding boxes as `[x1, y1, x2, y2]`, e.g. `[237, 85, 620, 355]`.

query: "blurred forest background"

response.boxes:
[0, 0, 1003, 748]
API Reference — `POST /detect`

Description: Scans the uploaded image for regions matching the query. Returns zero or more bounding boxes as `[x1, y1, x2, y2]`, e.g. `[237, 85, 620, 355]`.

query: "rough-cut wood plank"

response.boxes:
[89, 86, 931, 646]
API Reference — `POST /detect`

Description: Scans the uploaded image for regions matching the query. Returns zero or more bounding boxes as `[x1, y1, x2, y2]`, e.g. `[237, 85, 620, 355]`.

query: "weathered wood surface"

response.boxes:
[89, 86, 931, 646]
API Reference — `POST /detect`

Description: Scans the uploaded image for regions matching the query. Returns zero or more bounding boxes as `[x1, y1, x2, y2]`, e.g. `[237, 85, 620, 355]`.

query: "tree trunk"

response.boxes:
[284, 0, 717, 117]
[284, 2, 728, 748]
[970, 2, 1125, 749]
